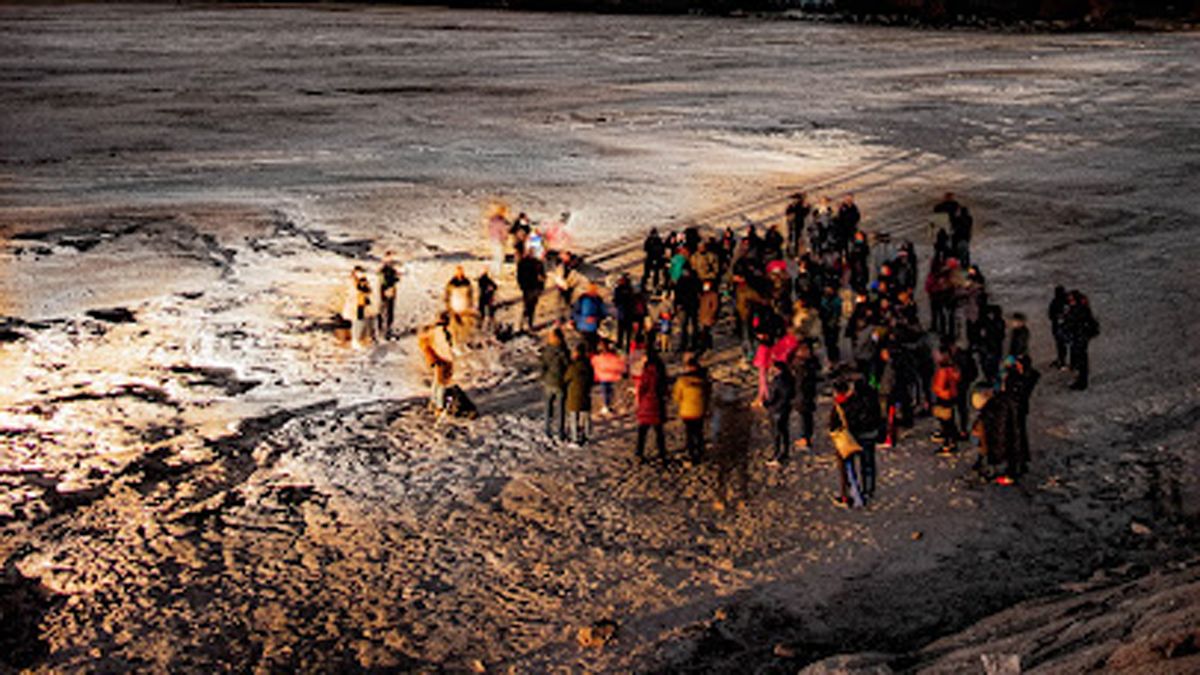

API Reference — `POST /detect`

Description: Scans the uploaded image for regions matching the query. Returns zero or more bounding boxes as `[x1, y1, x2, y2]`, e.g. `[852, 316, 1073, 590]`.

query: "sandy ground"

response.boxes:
[1, 4, 1199, 673]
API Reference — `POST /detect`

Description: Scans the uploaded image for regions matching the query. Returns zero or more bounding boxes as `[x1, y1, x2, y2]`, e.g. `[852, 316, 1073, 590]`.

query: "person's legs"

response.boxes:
[860, 439, 876, 497]
[799, 408, 814, 447]
[1052, 327, 1067, 366]
[636, 424, 649, 462]
[544, 391, 556, 437]
[838, 457, 850, 502]
[774, 414, 791, 462]
[653, 424, 666, 463]
[432, 380, 446, 411]
[956, 394, 970, 439]
[600, 382, 614, 411]
[685, 419, 703, 462]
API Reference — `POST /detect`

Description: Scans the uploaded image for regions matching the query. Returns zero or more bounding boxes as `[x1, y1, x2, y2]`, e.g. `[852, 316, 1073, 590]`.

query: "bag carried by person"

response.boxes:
[831, 404, 862, 460]
[442, 385, 477, 419]
[932, 403, 954, 421]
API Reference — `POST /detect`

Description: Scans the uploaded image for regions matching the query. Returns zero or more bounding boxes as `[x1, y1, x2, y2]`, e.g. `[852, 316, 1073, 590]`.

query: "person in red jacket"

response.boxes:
[590, 339, 626, 416]
[931, 355, 962, 454]
[635, 350, 669, 465]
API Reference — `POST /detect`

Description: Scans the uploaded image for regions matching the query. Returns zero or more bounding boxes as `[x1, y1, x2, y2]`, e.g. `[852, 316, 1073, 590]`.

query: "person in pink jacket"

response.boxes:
[591, 339, 627, 415]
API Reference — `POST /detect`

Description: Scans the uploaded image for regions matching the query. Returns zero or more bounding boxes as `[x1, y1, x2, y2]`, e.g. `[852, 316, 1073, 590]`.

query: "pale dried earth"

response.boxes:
[0, 4, 1198, 673]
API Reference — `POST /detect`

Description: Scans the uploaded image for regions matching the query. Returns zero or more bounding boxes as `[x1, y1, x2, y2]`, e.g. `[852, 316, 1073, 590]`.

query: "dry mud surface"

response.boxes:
[1, 5, 1199, 673]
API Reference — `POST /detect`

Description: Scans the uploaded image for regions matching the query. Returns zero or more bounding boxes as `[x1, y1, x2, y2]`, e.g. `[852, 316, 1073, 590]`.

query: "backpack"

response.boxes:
[442, 386, 478, 419]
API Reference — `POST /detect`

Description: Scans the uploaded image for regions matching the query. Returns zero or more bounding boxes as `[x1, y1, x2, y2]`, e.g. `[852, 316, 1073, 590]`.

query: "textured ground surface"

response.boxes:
[1, 5, 1198, 673]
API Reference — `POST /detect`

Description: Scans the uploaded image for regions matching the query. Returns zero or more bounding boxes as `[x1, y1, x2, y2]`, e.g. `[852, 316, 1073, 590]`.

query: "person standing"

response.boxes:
[377, 253, 400, 339]
[673, 267, 702, 353]
[345, 266, 374, 349]
[951, 342, 979, 441]
[572, 283, 607, 351]
[794, 342, 821, 451]
[563, 343, 595, 444]
[516, 250, 546, 333]
[829, 378, 880, 506]
[1048, 285, 1070, 369]
[444, 265, 475, 348]
[635, 350, 669, 465]
[818, 285, 843, 366]
[477, 270, 498, 331]
[613, 273, 636, 351]
[1007, 312, 1031, 360]
[764, 360, 796, 466]
[590, 339, 626, 416]
[418, 313, 455, 411]
[673, 355, 711, 464]
[642, 228, 666, 293]
[539, 329, 570, 440]
[1064, 291, 1099, 390]
[785, 192, 810, 258]
[931, 355, 962, 454]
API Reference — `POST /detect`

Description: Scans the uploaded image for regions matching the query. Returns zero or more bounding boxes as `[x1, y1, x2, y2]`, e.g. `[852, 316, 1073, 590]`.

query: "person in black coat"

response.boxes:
[673, 268, 702, 352]
[972, 388, 1022, 483]
[1007, 312, 1031, 360]
[642, 228, 666, 293]
[794, 343, 821, 450]
[1063, 291, 1099, 390]
[949, 342, 978, 441]
[517, 252, 546, 333]
[830, 378, 881, 501]
[764, 360, 796, 464]
[1048, 285, 1070, 368]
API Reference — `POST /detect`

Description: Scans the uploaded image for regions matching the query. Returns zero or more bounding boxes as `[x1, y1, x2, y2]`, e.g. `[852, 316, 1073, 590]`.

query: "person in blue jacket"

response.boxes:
[572, 283, 608, 350]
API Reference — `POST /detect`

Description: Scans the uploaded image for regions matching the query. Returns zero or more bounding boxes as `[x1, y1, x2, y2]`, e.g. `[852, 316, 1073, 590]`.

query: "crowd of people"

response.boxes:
[399, 189, 1100, 509]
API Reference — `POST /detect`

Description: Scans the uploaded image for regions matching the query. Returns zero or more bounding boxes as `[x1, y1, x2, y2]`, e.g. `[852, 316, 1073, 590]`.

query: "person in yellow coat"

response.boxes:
[672, 354, 711, 464]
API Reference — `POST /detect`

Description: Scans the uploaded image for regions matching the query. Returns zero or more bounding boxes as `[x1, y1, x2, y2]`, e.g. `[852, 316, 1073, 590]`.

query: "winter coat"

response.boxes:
[690, 250, 721, 282]
[1008, 326, 1031, 359]
[792, 304, 822, 342]
[573, 292, 607, 334]
[975, 392, 1021, 467]
[517, 256, 545, 294]
[672, 369, 711, 421]
[770, 332, 800, 365]
[668, 253, 689, 283]
[564, 358, 594, 412]
[445, 277, 474, 315]
[829, 382, 881, 439]
[932, 364, 961, 403]
[735, 283, 766, 322]
[636, 358, 668, 426]
[418, 324, 454, 384]
[591, 351, 626, 384]
[539, 342, 570, 392]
